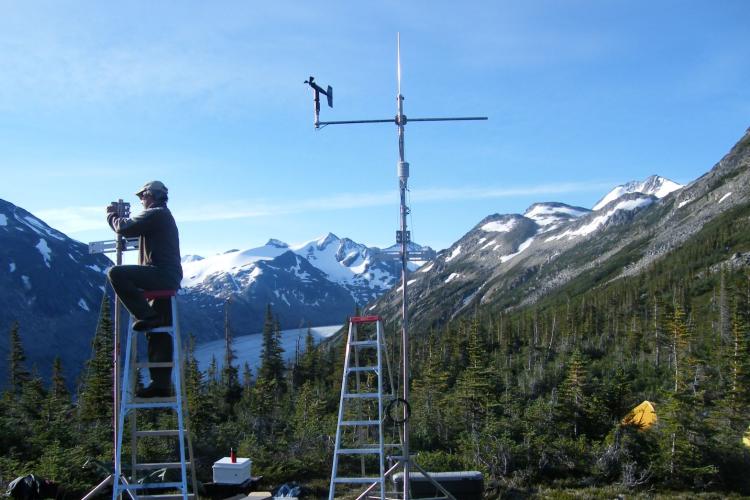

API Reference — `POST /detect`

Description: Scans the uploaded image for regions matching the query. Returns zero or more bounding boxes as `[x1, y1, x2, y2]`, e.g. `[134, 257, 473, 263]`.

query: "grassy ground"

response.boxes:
[496, 485, 750, 499]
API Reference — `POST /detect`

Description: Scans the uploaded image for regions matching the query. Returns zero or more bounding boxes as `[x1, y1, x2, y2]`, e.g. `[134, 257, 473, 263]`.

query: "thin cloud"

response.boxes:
[412, 182, 612, 203]
[38, 181, 606, 234]
[34, 206, 104, 233]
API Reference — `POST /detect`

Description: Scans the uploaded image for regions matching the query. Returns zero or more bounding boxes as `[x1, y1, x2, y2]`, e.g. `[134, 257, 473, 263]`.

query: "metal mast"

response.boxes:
[395, 33, 413, 497]
[306, 34, 486, 499]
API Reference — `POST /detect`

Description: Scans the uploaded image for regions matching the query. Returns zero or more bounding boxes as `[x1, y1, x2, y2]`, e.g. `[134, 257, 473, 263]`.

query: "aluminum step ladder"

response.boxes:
[113, 290, 198, 500]
[330, 316, 399, 500]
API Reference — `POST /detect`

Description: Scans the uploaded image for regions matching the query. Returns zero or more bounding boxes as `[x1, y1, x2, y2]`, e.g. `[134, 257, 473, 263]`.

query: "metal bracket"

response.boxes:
[89, 238, 139, 255]
[395, 230, 411, 244]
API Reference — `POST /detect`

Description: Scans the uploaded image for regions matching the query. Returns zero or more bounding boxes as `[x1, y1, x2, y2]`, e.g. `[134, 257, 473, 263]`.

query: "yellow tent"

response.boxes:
[742, 427, 750, 448]
[621, 400, 657, 430]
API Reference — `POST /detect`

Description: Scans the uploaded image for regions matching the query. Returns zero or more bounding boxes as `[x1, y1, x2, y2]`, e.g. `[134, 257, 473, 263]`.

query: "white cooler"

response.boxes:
[212, 457, 252, 484]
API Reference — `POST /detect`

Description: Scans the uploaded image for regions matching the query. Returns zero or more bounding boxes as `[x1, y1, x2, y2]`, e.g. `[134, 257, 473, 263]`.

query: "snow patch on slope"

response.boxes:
[547, 197, 653, 242]
[678, 198, 694, 209]
[0, 214, 7, 226]
[419, 262, 434, 273]
[445, 272, 460, 284]
[36, 239, 52, 268]
[19, 215, 65, 240]
[593, 175, 682, 211]
[500, 237, 535, 263]
[482, 220, 516, 233]
[445, 245, 462, 262]
[718, 192, 732, 204]
[525, 204, 589, 226]
[182, 243, 287, 287]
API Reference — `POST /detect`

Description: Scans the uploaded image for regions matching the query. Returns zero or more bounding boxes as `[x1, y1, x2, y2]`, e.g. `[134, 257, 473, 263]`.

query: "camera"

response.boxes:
[108, 200, 131, 218]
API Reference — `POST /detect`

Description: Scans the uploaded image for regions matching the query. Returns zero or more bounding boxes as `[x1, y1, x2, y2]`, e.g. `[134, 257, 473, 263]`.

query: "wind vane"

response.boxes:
[306, 34, 487, 500]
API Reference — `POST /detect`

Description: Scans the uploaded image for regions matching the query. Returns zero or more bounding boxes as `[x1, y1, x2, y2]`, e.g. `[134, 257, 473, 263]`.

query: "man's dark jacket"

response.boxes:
[107, 204, 183, 287]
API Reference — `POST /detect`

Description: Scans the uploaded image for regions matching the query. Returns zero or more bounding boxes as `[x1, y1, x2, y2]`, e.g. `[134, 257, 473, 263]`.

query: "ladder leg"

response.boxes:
[130, 330, 139, 485]
[377, 321, 385, 500]
[173, 296, 198, 498]
[114, 319, 134, 499]
[172, 305, 188, 498]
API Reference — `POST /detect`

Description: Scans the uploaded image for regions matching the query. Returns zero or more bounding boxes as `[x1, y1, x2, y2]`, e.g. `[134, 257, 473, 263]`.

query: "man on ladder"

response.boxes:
[106, 181, 197, 499]
[106, 180, 182, 398]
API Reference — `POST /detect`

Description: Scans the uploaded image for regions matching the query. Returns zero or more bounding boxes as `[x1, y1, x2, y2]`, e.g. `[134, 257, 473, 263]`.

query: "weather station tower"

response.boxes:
[306, 34, 487, 500]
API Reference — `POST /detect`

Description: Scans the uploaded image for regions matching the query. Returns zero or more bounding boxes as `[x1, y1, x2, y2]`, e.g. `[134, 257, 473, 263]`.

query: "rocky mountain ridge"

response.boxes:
[371, 131, 749, 329]
[0, 199, 113, 385]
[178, 233, 436, 339]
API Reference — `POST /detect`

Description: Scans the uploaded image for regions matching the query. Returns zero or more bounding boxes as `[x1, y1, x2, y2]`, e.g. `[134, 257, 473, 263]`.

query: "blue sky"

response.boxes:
[1, 1, 748, 259]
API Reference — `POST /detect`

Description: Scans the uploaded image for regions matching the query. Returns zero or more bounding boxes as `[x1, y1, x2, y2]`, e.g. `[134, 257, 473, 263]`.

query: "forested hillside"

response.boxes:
[2, 197, 749, 497]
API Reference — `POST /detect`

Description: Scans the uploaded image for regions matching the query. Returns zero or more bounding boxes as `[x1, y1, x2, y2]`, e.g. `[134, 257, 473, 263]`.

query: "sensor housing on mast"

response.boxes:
[304, 76, 333, 128]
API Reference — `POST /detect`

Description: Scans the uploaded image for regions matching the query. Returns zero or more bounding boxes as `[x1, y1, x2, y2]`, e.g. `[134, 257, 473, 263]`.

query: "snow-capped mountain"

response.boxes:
[0, 199, 113, 386]
[593, 175, 683, 211]
[179, 234, 436, 339]
[2, 135, 741, 387]
[372, 134, 749, 328]
[524, 202, 591, 232]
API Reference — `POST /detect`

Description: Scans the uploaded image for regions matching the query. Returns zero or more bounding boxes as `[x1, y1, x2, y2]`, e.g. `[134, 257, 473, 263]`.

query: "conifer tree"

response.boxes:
[726, 298, 750, 412]
[183, 332, 208, 433]
[221, 299, 242, 409]
[242, 362, 253, 390]
[452, 316, 495, 435]
[51, 357, 68, 400]
[657, 298, 710, 487]
[559, 348, 588, 438]
[40, 357, 74, 452]
[651, 292, 665, 367]
[258, 304, 285, 389]
[412, 335, 452, 447]
[294, 326, 318, 387]
[718, 267, 732, 344]
[670, 301, 691, 393]
[711, 295, 750, 454]
[290, 381, 330, 467]
[77, 295, 113, 424]
[8, 321, 30, 393]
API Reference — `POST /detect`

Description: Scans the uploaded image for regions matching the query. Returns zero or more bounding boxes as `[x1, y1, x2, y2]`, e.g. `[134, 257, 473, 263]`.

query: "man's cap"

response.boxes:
[135, 180, 168, 197]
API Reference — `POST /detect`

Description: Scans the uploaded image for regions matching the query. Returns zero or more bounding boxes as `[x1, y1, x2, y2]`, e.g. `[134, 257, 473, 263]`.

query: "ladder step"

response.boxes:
[131, 396, 178, 404]
[347, 366, 378, 373]
[135, 430, 182, 438]
[350, 315, 381, 324]
[121, 482, 186, 490]
[134, 462, 191, 470]
[138, 326, 175, 334]
[341, 420, 380, 426]
[350, 340, 378, 347]
[136, 362, 174, 369]
[138, 495, 195, 500]
[333, 477, 383, 484]
[337, 448, 381, 455]
[343, 392, 379, 399]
